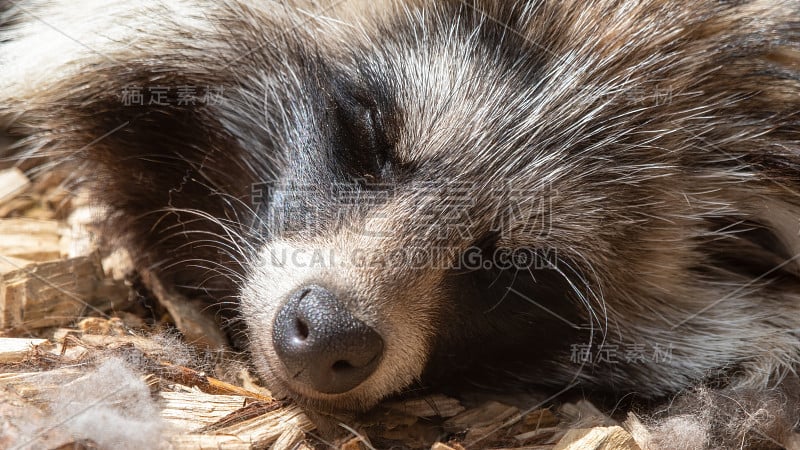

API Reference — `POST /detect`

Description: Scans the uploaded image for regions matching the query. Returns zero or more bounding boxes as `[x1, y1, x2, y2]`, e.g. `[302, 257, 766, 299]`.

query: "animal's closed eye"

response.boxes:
[332, 88, 391, 181]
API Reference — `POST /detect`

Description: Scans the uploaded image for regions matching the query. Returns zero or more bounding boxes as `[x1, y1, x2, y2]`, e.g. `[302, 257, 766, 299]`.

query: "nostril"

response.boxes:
[331, 360, 353, 372]
[294, 318, 309, 340]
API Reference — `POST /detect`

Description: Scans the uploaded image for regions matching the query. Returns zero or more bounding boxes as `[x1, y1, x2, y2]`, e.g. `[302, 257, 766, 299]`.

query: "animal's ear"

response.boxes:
[0, 1, 264, 305]
[1, 3, 247, 185]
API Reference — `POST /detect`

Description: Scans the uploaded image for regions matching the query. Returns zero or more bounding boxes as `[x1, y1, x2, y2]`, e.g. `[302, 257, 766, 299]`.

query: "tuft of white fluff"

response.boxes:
[40, 357, 165, 449]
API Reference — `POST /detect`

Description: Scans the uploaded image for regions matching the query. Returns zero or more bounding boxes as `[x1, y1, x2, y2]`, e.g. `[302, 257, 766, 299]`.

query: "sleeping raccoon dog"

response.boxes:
[2, 0, 800, 447]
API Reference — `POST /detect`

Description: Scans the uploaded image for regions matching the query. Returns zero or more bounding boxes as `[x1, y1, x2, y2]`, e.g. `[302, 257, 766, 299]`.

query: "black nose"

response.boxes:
[272, 285, 384, 394]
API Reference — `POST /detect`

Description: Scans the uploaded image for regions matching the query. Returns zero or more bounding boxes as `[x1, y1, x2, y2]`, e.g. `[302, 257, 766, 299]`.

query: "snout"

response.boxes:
[272, 285, 384, 394]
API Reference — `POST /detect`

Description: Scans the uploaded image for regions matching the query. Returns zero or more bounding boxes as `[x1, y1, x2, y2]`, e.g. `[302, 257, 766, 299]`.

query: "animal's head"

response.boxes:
[238, 3, 596, 411]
